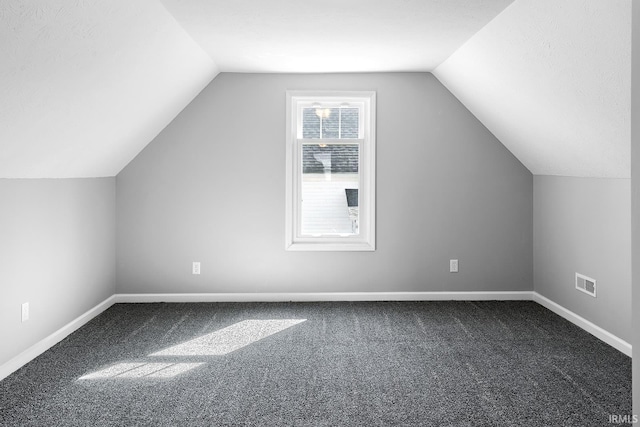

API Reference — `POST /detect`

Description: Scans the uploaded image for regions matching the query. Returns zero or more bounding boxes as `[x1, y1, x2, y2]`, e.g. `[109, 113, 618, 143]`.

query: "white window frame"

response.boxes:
[285, 90, 376, 251]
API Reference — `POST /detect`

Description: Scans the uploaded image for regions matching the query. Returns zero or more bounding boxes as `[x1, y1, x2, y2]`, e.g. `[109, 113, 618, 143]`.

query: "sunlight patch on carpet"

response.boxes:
[150, 319, 306, 356]
[78, 362, 204, 380]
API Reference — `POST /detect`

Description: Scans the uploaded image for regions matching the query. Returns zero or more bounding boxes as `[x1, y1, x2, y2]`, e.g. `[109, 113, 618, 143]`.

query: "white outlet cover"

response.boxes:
[450, 259, 459, 273]
[21, 302, 29, 322]
[192, 262, 201, 275]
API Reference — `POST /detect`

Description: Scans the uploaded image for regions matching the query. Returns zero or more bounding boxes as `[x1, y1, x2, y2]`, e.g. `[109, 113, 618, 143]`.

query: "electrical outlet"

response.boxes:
[449, 259, 459, 273]
[192, 262, 201, 275]
[21, 302, 29, 322]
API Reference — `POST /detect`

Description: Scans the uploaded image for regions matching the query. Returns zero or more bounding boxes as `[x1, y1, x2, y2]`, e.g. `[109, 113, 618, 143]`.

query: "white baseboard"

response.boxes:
[1, 290, 630, 382]
[114, 291, 534, 303]
[533, 292, 632, 357]
[0, 295, 116, 382]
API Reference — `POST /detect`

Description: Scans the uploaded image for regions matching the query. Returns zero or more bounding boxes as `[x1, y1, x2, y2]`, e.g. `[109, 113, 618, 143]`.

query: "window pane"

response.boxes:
[340, 108, 359, 138]
[301, 144, 359, 236]
[321, 108, 340, 139]
[302, 108, 320, 138]
[301, 107, 360, 139]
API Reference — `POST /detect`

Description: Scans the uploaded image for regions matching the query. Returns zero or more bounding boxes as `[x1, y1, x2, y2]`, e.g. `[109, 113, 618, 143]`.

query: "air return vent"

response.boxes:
[575, 273, 596, 297]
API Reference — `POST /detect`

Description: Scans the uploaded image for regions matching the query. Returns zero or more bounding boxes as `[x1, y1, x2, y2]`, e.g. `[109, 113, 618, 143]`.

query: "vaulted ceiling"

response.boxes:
[0, 0, 630, 178]
[159, 0, 515, 72]
[0, 0, 217, 178]
[434, 0, 630, 178]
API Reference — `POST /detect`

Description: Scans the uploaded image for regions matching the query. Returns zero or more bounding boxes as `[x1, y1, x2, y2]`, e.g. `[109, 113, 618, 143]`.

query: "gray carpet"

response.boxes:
[0, 301, 632, 426]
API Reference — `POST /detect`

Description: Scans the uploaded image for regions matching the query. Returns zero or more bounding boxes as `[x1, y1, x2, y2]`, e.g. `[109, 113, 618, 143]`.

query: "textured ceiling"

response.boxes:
[434, 0, 631, 178]
[159, 0, 515, 72]
[0, 0, 218, 178]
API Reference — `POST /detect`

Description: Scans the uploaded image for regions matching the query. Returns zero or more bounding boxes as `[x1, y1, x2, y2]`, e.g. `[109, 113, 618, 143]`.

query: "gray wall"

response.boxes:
[0, 178, 116, 366]
[116, 73, 533, 294]
[533, 176, 631, 342]
[632, 0, 640, 415]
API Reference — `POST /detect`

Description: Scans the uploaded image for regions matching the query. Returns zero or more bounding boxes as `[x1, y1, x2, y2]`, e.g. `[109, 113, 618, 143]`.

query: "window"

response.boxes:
[285, 91, 376, 251]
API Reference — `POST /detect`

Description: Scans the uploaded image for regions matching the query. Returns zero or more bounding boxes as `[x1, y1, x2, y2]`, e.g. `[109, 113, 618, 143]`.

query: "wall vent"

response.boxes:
[575, 273, 596, 297]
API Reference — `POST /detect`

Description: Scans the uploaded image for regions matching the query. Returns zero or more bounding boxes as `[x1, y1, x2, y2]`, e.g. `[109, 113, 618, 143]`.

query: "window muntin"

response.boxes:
[286, 91, 375, 251]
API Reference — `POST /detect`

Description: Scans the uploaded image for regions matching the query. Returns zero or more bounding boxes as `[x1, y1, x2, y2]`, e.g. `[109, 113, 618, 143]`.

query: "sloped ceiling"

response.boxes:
[159, 0, 515, 72]
[1, 0, 630, 179]
[0, 0, 218, 178]
[434, 0, 631, 178]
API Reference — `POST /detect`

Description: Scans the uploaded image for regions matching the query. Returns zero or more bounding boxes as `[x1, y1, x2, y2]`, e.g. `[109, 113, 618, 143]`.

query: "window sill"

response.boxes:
[285, 241, 375, 252]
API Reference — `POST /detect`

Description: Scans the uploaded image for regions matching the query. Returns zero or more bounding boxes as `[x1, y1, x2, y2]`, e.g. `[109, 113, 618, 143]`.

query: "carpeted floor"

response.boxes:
[0, 301, 632, 426]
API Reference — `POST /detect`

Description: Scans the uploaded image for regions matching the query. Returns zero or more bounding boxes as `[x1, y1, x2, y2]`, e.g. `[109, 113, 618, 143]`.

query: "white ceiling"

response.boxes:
[160, 0, 515, 73]
[0, 0, 631, 179]
[434, 0, 631, 178]
[0, 0, 217, 178]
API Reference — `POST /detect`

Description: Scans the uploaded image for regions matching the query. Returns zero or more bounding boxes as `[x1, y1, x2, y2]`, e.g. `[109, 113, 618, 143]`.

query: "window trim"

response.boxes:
[285, 90, 376, 251]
